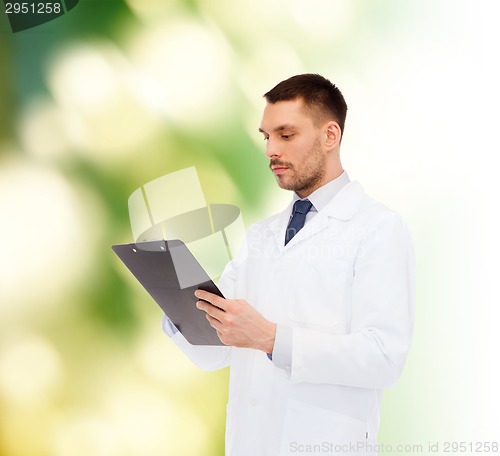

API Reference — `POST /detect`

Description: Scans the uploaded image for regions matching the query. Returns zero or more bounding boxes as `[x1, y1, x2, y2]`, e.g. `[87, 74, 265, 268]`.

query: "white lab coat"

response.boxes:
[166, 181, 416, 456]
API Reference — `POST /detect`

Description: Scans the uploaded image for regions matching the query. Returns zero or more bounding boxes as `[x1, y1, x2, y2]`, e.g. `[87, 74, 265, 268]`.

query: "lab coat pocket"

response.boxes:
[279, 398, 369, 455]
[286, 256, 353, 332]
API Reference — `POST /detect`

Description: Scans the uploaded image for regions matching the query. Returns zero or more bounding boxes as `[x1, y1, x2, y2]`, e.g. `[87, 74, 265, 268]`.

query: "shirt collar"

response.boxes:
[292, 170, 351, 212]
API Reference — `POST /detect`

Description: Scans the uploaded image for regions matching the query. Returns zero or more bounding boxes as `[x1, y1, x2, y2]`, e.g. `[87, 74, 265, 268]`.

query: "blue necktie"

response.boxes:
[285, 199, 313, 245]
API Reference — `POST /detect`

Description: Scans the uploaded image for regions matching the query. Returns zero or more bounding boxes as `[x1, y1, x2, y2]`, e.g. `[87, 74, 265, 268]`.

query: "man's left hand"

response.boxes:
[195, 290, 276, 354]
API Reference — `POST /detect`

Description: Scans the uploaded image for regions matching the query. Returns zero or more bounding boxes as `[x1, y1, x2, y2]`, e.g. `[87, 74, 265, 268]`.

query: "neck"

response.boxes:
[296, 163, 344, 199]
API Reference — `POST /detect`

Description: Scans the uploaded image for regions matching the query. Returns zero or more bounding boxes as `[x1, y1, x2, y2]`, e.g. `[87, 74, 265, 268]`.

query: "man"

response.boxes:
[163, 74, 415, 456]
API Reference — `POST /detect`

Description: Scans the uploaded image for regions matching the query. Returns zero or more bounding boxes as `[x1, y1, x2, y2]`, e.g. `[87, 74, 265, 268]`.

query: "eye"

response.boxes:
[281, 134, 294, 140]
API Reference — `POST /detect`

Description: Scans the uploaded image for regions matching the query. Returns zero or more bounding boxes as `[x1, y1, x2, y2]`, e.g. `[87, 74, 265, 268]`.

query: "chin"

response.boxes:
[275, 177, 294, 191]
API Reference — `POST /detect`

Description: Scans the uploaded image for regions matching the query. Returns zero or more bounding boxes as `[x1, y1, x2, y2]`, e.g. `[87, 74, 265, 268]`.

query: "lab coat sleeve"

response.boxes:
[161, 258, 237, 371]
[290, 211, 416, 389]
[271, 324, 293, 373]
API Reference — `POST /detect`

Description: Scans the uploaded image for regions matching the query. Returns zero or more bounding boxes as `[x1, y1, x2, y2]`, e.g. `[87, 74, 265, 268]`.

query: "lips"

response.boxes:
[271, 166, 288, 175]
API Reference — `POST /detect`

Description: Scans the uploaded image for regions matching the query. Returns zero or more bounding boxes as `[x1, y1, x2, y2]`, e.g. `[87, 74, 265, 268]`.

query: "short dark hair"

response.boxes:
[263, 73, 348, 133]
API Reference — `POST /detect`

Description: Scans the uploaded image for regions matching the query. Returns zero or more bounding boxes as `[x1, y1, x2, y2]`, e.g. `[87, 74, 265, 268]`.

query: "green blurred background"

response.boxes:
[1, 1, 499, 455]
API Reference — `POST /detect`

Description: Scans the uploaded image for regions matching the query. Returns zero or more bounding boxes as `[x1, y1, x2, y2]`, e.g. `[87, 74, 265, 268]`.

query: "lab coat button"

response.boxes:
[250, 398, 258, 407]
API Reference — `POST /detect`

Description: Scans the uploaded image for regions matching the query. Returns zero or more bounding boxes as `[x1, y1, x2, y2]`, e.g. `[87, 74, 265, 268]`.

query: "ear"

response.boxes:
[325, 121, 342, 150]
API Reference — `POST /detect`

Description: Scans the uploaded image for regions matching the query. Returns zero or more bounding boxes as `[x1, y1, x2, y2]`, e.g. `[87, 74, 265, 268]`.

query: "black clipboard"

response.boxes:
[112, 239, 224, 345]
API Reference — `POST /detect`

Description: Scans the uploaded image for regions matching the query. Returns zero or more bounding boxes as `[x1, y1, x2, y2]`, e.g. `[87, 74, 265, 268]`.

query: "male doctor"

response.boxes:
[163, 74, 415, 456]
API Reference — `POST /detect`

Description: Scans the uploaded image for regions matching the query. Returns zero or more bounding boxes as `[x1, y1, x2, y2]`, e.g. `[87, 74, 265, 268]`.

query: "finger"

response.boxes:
[216, 330, 229, 346]
[197, 300, 225, 322]
[194, 290, 227, 311]
[206, 313, 222, 330]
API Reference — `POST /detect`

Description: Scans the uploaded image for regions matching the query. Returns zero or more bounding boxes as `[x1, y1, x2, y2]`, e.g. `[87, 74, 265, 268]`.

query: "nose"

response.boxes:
[265, 138, 280, 159]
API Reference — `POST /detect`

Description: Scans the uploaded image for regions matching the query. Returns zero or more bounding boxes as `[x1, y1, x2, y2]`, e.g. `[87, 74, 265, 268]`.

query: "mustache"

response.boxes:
[269, 160, 293, 169]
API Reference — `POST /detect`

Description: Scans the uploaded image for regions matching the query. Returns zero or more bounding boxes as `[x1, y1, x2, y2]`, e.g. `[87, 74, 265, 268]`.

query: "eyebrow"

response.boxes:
[258, 124, 296, 134]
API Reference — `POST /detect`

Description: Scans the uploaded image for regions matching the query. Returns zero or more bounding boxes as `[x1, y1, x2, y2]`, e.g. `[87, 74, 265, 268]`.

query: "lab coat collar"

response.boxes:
[322, 180, 365, 221]
[268, 181, 365, 250]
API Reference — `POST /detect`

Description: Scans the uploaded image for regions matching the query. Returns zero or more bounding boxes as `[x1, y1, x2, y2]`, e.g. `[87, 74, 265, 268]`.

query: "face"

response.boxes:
[259, 98, 329, 198]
